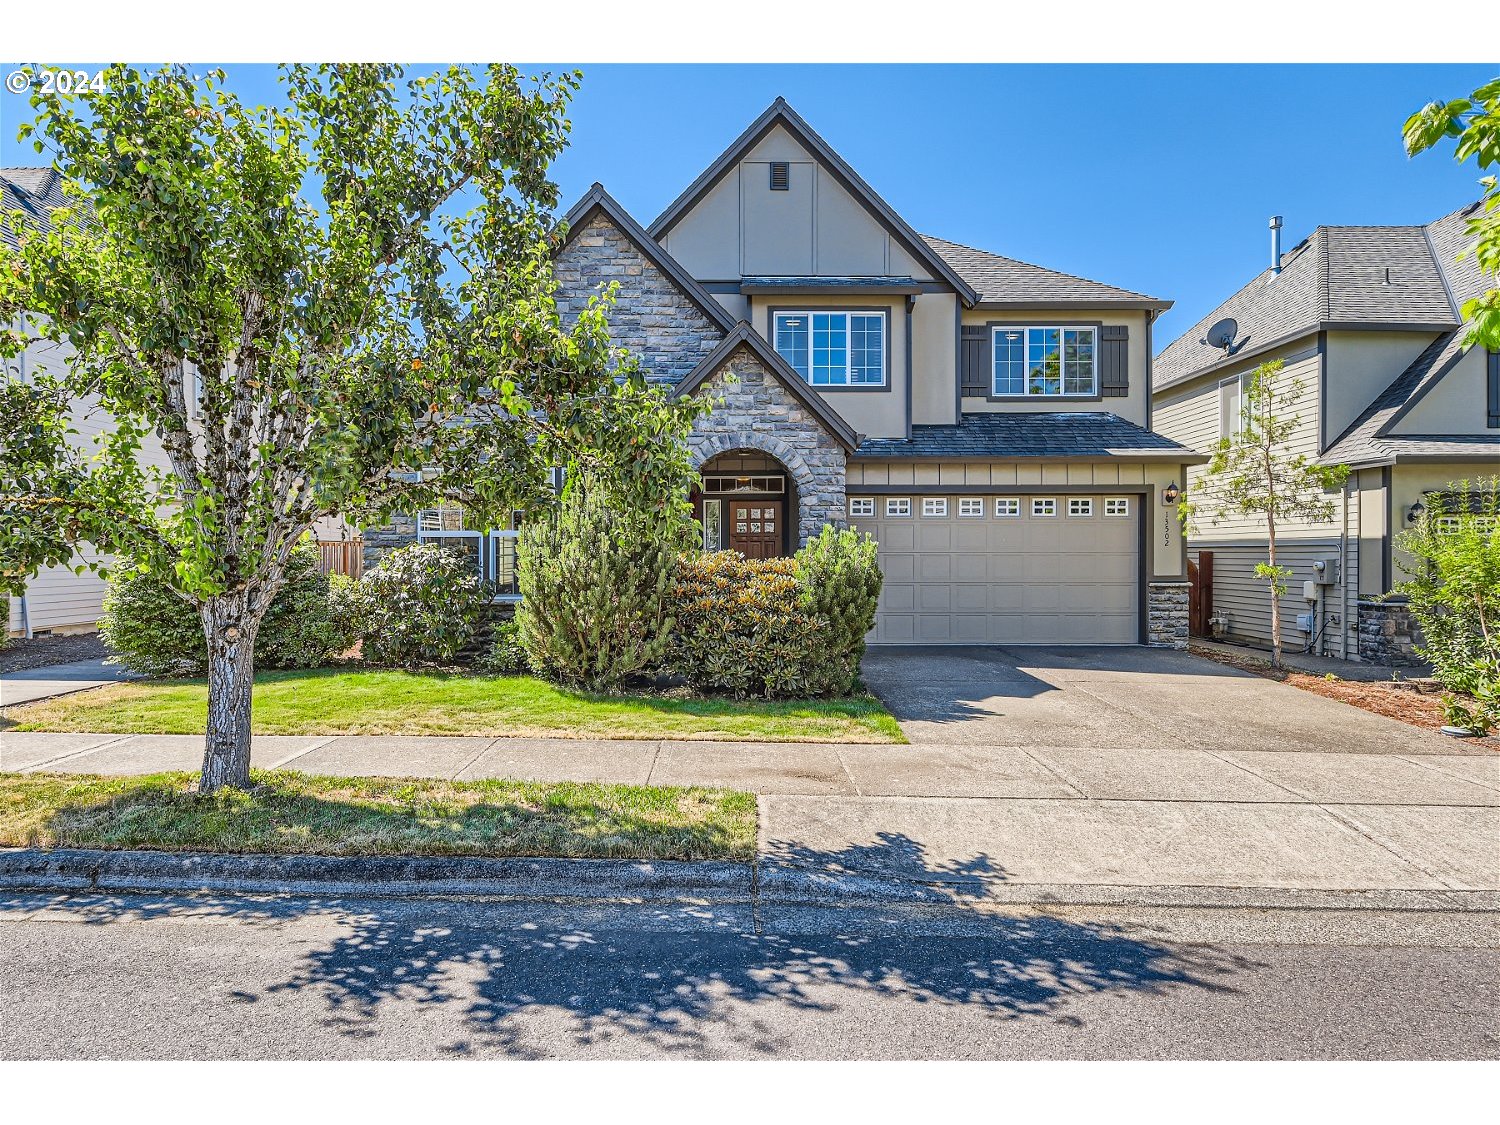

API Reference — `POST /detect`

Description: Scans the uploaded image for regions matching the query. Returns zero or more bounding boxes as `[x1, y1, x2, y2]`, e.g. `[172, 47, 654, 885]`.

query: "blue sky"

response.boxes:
[3, 63, 1494, 347]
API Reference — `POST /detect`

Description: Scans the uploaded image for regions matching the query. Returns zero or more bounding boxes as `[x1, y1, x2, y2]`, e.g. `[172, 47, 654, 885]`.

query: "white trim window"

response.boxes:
[995, 497, 1021, 517]
[774, 311, 886, 386]
[958, 497, 984, 518]
[1068, 498, 1094, 517]
[1032, 498, 1057, 517]
[886, 497, 911, 517]
[992, 326, 1097, 397]
[849, 497, 875, 518]
[1219, 376, 1245, 441]
[1105, 497, 1131, 517]
[922, 497, 948, 517]
[702, 498, 724, 550]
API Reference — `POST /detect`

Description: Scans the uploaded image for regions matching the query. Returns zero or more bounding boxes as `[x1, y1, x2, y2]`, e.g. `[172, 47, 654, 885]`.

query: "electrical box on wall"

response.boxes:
[1303, 580, 1319, 601]
[1313, 558, 1339, 585]
[1296, 612, 1316, 633]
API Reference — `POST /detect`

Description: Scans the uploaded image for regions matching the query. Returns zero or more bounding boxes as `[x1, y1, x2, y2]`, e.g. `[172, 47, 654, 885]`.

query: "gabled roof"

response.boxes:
[557, 182, 738, 335]
[854, 411, 1205, 462]
[672, 322, 860, 453]
[1321, 329, 1500, 467]
[1, 167, 68, 251]
[1153, 205, 1484, 392]
[923, 235, 1171, 311]
[646, 98, 979, 307]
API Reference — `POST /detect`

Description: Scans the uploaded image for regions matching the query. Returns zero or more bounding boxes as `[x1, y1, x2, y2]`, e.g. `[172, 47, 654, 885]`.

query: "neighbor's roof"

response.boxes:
[854, 411, 1205, 461]
[1, 167, 68, 251]
[922, 236, 1172, 312]
[1153, 203, 1485, 391]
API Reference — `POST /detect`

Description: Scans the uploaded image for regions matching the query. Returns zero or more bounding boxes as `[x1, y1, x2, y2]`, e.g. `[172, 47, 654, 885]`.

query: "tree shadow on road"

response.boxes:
[1, 834, 1258, 1058]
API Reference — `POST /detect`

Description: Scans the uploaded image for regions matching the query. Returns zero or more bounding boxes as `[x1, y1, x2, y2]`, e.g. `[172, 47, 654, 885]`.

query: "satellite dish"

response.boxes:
[1203, 318, 1238, 353]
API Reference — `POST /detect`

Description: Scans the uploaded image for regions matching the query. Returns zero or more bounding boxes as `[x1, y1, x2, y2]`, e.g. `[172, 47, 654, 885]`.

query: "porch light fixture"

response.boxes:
[1407, 500, 1426, 524]
[1162, 481, 1181, 505]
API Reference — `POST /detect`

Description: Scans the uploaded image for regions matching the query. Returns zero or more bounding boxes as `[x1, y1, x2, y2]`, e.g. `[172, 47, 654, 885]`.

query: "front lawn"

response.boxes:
[1, 667, 904, 743]
[0, 770, 756, 860]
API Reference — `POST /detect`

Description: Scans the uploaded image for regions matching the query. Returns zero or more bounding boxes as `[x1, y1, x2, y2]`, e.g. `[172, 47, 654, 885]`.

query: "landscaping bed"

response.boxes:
[1, 667, 904, 743]
[1192, 644, 1489, 738]
[0, 633, 108, 675]
[0, 770, 756, 861]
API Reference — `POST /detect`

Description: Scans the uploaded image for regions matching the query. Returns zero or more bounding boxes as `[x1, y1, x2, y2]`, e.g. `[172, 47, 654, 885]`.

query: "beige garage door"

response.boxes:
[849, 493, 1140, 644]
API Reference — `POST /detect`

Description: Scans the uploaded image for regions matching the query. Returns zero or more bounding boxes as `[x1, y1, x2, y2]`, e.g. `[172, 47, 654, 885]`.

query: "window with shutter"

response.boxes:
[1099, 325, 1129, 398]
[1488, 350, 1499, 429]
[960, 325, 989, 397]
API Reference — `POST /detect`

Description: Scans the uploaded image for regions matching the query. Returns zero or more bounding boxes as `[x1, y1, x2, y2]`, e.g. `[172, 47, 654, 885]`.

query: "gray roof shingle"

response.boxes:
[854, 411, 1202, 461]
[1, 167, 67, 251]
[922, 235, 1170, 310]
[1154, 205, 1484, 390]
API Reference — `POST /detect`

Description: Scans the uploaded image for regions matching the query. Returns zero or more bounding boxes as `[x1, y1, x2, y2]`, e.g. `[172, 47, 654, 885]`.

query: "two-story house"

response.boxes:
[370, 98, 1204, 647]
[1152, 206, 1500, 664]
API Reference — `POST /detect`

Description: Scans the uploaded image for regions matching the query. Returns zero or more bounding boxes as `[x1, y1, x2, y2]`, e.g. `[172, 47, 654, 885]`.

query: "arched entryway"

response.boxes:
[691, 448, 800, 558]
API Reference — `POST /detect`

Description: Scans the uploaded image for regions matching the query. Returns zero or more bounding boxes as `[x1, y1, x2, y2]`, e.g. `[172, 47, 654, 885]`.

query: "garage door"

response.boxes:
[849, 493, 1140, 644]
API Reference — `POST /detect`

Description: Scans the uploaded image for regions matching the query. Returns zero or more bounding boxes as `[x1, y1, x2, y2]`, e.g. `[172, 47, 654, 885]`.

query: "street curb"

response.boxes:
[2, 848, 1496, 913]
[0, 848, 755, 903]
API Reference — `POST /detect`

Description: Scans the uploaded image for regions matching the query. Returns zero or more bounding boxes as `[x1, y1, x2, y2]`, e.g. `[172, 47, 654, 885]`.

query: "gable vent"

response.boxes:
[769, 161, 790, 191]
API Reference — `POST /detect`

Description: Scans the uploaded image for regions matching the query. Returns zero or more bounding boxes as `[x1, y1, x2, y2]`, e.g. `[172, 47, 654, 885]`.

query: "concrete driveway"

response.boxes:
[859, 645, 1482, 756]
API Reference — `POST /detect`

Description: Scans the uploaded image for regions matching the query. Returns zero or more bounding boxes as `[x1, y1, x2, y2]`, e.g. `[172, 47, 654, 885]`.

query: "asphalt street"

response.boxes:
[2, 890, 1495, 1060]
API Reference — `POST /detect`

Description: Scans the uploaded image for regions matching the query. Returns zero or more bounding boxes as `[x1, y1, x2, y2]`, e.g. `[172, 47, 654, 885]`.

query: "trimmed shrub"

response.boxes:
[478, 618, 531, 675]
[667, 552, 826, 698]
[100, 540, 352, 676]
[354, 542, 490, 668]
[516, 483, 681, 692]
[795, 526, 882, 694]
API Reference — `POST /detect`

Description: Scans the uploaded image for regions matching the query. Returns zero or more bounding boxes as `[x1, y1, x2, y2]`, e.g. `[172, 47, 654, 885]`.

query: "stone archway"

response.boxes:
[684, 345, 848, 546]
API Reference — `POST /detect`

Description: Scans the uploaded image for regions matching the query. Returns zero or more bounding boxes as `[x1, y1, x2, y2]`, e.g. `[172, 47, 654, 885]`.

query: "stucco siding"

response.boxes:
[1390, 342, 1495, 436]
[1391, 462, 1500, 585]
[1323, 330, 1439, 447]
[911, 292, 958, 426]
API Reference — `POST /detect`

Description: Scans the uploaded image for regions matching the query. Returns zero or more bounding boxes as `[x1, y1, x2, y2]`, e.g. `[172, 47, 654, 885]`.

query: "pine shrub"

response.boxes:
[515, 484, 681, 692]
[795, 526, 882, 694]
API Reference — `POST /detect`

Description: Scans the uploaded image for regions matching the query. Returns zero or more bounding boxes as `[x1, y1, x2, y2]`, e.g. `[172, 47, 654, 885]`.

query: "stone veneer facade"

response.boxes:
[1356, 598, 1425, 667]
[552, 213, 726, 382]
[1146, 581, 1190, 649]
[688, 344, 849, 546]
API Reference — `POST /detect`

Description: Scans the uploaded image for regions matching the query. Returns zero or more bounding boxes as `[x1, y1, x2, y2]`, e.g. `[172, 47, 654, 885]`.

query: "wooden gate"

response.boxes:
[317, 539, 364, 579]
[1187, 550, 1213, 637]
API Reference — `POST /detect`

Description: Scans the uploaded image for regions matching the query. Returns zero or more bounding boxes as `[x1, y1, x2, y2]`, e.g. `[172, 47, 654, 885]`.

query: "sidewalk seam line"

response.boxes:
[1396, 754, 1500, 794]
[1200, 748, 1312, 801]
[14, 734, 130, 774]
[1010, 745, 1088, 798]
[450, 737, 502, 781]
[832, 746, 862, 797]
[1312, 803, 1465, 891]
[265, 736, 335, 770]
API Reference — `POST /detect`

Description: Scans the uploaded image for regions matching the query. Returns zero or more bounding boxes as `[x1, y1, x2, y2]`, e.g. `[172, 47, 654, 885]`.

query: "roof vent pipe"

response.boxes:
[1269, 215, 1284, 279]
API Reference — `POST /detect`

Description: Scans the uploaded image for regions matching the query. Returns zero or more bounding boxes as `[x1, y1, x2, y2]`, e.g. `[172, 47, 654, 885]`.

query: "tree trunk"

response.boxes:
[1266, 528, 1282, 671]
[199, 593, 259, 794]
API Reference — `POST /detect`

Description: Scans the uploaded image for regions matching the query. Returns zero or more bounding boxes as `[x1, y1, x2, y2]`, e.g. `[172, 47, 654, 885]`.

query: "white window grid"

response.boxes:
[1105, 497, 1131, 516]
[773, 310, 888, 387]
[849, 497, 875, 517]
[958, 498, 984, 518]
[886, 497, 911, 517]
[991, 325, 1099, 397]
[922, 497, 948, 517]
[995, 498, 1020, 517]
[1032, 498, 1057, 517]
[416, 510, 520, 601]
[1068, 498, 1094, 517]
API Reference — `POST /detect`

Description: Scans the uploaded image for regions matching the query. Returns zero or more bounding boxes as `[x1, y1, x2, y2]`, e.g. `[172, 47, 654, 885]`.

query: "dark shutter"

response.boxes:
[1099, 325, 1129, 398]
[960, 325, 990, 397]
[1489, 350, 1499, 429]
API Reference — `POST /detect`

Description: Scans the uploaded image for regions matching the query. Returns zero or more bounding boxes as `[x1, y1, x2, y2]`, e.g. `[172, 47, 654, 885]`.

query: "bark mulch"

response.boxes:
[1191, 643, 1493, 740]
[0, 633, 110, 676]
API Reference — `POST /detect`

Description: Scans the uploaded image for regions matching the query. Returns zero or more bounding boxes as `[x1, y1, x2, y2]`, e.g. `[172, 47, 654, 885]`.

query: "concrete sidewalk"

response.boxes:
[4, 730, 1497, 901]
[0, 660, 137, 707]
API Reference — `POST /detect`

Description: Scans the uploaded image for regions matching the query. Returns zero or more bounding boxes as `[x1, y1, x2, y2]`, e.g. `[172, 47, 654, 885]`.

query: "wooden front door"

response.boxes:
[727, 500, 784, 559]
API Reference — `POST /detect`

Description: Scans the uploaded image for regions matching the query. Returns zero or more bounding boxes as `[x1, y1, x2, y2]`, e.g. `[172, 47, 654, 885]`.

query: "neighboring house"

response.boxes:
[368, 99, 1204, 646]
[1152, 206, 1500, 664]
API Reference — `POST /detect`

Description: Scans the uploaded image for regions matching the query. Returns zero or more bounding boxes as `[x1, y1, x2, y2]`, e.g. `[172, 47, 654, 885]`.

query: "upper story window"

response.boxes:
[774, 311, 886, 387]
[992, 326, 1097, 397]
[1218, 376, 1244, 441]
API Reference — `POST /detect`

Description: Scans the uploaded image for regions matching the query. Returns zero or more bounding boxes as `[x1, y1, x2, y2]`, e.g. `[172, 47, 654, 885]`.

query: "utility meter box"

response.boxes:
[1313, 558, 1339, 585]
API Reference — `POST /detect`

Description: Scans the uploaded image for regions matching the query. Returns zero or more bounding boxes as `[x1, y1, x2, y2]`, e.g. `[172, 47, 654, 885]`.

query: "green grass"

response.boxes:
[0, 770, 757, 861]
[1, 667, 904, 743]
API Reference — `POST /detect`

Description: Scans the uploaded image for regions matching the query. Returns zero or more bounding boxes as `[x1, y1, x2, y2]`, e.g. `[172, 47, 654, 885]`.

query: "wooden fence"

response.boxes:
[316, 539, 363, 580]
